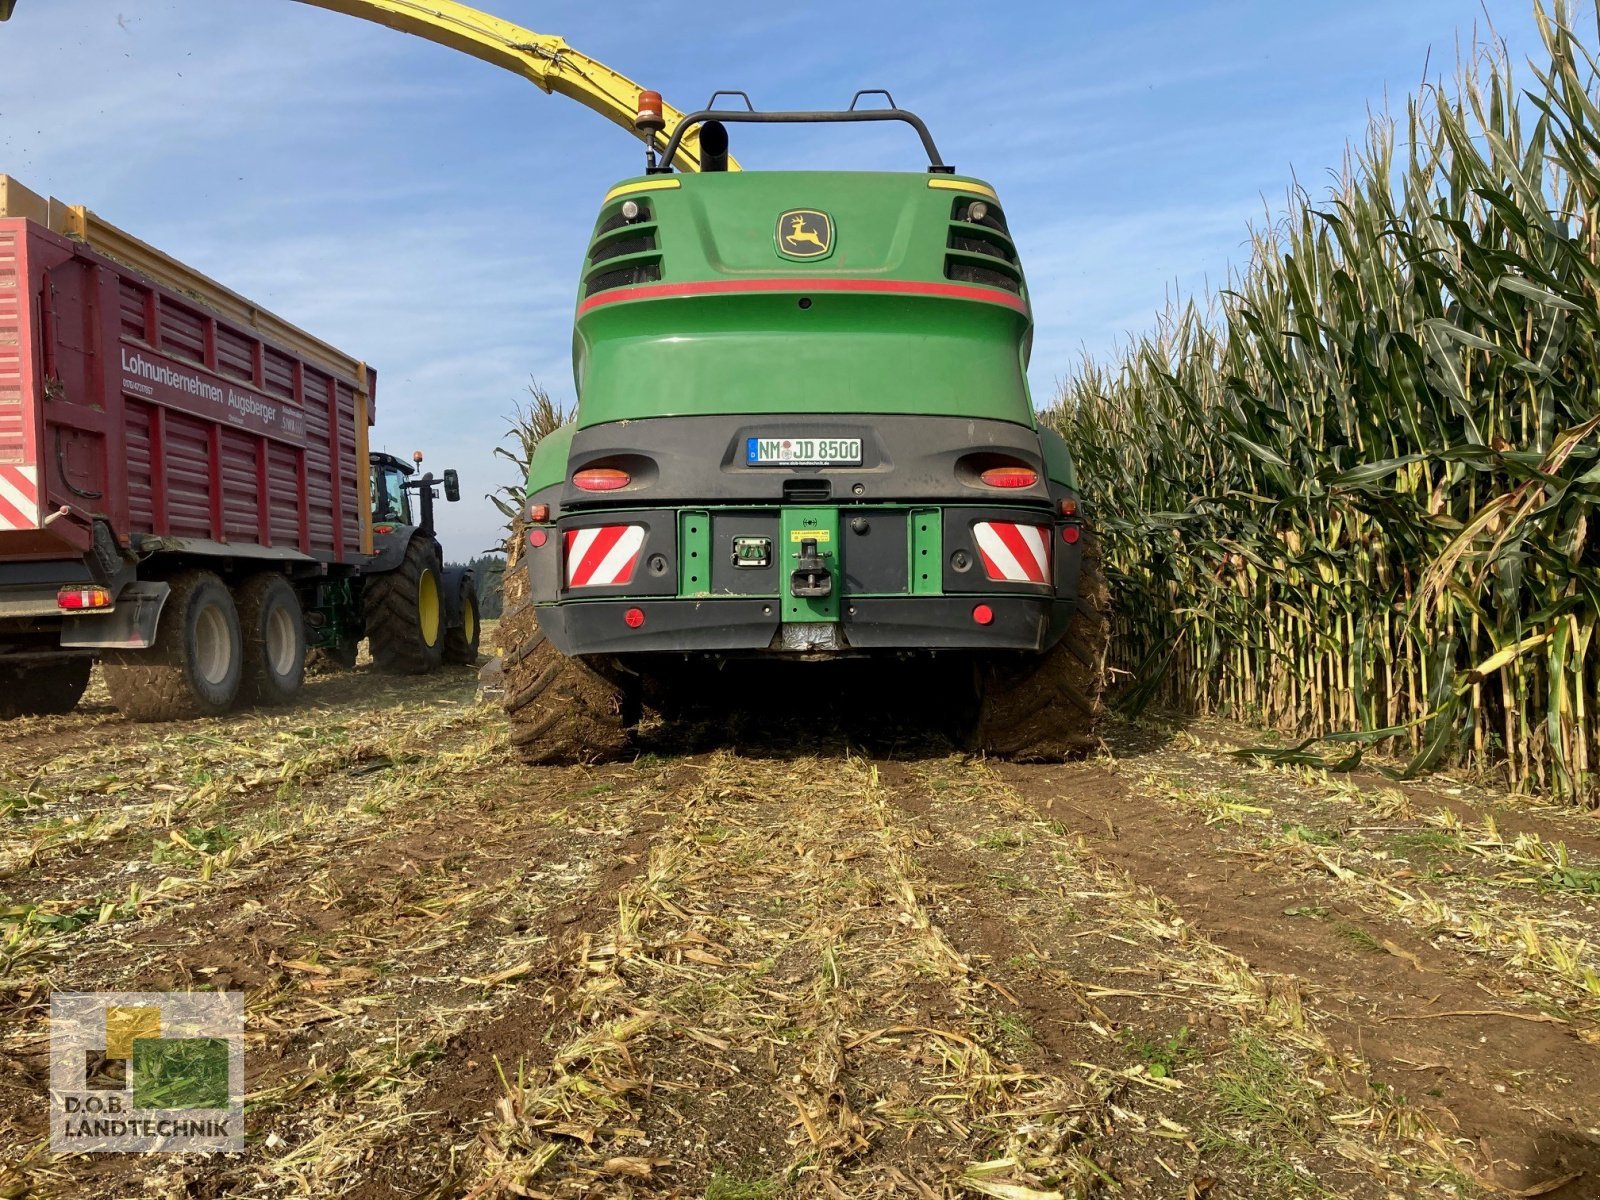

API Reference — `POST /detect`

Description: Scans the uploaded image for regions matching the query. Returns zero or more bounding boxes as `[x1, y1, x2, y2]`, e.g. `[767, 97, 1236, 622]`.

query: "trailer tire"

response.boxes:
[104, 570, 243, 720]
[236, 573, 306, 706]
[366, 536, 445, 675]
[972, 529, 1111, 761]
[442, 582, 481, 665]
[501, 600, 631, 765]
[0, 657, 92, 719]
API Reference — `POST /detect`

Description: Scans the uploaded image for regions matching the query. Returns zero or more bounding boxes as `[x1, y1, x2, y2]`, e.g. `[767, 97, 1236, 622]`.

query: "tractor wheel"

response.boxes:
[104, 570, 243, 720]
[442, 581, 481, 665]
[499, 596, 631, 766]
[236, 573, 306, 706]
[0, 657, 92, 718]
[972, 529, 1111, 761]
[366, 536, 445, 675]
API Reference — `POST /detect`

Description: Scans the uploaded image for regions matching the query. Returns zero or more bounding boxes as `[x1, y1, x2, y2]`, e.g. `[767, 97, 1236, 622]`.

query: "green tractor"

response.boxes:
[501, 94, 1109, 762]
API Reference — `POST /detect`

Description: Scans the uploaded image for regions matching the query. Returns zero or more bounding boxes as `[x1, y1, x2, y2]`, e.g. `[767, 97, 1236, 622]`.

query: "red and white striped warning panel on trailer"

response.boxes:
[0, 464, 39, 530]
[565, 524, 645, 588]
[973, 521, 1051, 583]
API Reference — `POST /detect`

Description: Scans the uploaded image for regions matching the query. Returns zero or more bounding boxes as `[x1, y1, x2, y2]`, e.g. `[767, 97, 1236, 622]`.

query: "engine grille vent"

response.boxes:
[945, 261, 1022, 295]
[585, 261, 663, 297]
[597, 204, 651, 235]
[948, 232, 1016, 264]
[590, 233, 657, 264]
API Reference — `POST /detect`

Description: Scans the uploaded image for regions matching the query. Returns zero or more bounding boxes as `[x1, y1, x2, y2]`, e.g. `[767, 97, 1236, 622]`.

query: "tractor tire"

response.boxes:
[236, 573, 306, 706]
[972, 529, 1111, 761]
[0, 657, 92, 719]
[366, 536, 445, 675]
[500, 596, 631, 766]
[442, 581, 481, 665]
[104, 571, 243, 720]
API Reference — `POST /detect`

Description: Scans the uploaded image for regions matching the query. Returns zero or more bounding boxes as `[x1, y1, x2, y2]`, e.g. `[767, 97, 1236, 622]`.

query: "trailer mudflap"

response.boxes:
[61, 580, 169, 649]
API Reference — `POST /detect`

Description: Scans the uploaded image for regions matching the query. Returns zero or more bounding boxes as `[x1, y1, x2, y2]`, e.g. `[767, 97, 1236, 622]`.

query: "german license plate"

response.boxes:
[746, 436, 862, 466]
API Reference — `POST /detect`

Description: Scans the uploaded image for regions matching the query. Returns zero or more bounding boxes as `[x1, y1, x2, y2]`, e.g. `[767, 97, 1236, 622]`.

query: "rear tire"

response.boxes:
[366, 537, 445, 674]
[500, 598, 630, 766]
[972, 529, 1111, 760]
[0, 657, 92, 718]
[442, 581, 481, 665]
[236, 573, 306, 706]
[104, 571, 243, 720]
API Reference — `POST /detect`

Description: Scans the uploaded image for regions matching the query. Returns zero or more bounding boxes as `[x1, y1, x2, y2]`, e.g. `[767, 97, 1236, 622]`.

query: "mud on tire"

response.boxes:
[973, 528, 1111, 761]
[0, 656, 92, 719]
[103, 570, 243, 720]
[366, 536, 445, 675]
[498, 555, 630, 765]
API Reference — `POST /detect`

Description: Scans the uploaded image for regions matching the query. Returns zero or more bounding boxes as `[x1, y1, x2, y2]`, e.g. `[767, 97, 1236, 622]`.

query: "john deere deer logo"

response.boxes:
[776, 209, 833, 260]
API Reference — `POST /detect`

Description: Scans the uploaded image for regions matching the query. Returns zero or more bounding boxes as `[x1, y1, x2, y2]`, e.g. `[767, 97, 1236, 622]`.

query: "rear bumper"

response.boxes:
[538, 594, 1070, 657]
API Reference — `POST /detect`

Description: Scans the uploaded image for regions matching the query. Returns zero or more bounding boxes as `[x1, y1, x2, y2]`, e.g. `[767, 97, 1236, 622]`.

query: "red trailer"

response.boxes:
[0, 176, 480, 719]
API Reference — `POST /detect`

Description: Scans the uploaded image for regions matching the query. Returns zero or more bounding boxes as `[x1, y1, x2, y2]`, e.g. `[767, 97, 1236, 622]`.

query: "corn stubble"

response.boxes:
[1048, 2, 1600, 800]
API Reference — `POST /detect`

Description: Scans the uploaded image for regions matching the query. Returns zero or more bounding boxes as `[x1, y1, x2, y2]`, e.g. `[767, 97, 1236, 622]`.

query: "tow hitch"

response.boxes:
[791, 537, 833, 598]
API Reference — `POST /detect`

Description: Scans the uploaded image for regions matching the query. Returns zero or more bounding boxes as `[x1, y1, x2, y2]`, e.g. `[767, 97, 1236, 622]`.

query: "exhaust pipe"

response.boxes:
[700, 120, 730, 173]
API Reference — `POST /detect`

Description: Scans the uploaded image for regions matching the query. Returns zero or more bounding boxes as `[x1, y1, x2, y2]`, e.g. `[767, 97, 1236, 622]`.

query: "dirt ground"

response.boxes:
[4, 656, 1600, 1199]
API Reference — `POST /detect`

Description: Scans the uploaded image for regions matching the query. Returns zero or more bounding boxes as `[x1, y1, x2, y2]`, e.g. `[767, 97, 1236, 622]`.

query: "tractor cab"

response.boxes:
[371, 453, 415, 527]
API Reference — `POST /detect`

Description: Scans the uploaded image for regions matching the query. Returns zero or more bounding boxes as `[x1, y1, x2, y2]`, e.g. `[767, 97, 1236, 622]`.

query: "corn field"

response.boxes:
[1048, 3, 1600, 800]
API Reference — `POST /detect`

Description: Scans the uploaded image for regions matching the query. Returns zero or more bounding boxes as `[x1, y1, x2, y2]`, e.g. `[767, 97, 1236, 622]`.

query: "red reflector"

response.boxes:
[57, 586, 113, 610]
[573, 468, 631, 492]
[972, 604, 994, 626]
[528, 502, 549, 522]
[1061, 526, 1081, 544]
[624, 607, 646, 628]
[979, 466, 1037, 489]
[528, 528, 548, 549]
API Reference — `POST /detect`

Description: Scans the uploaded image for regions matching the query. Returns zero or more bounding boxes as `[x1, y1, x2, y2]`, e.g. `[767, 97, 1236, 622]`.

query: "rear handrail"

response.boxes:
[652, 97, 955, 175]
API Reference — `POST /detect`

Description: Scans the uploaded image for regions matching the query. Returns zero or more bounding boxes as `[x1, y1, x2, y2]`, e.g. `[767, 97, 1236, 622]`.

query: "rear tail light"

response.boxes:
[58, 586, 113, 610]
[972, 522, 1051, 583]
[565, 525, 646, 587]
[573, 467, 631, 492]
[979, 465, 1037, 489]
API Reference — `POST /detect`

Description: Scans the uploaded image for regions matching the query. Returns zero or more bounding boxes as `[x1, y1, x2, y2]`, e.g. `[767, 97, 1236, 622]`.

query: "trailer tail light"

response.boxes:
[565, 525, 645, 588]
[979, 464, 1037, 489]
[57, 585, 113, 610]
[573, 467, 631, 492]
[528, 502, 549, 522]
[972, 522, 1051, 584]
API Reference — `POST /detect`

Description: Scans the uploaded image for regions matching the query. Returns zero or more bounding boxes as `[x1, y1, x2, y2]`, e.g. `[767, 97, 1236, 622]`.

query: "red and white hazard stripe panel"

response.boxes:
[0, 464, 39, 531]
[564, 524, 645, 588]
[973, 521, 1051, 584]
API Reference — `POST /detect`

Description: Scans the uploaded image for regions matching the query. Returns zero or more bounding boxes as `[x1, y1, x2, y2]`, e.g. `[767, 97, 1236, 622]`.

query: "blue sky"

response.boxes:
[0, 0, 1549, 554]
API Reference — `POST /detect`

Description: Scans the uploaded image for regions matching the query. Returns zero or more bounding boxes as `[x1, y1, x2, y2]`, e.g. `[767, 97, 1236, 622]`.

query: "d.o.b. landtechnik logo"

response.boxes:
[50, 991, 244, 1153]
